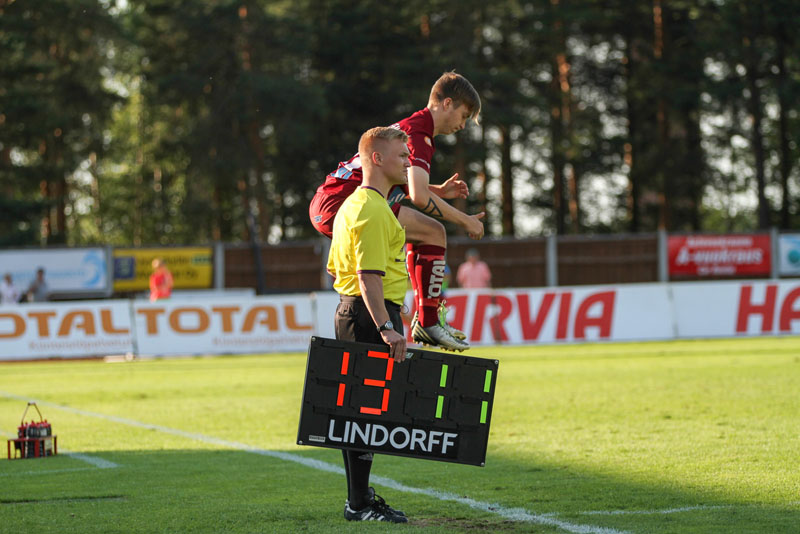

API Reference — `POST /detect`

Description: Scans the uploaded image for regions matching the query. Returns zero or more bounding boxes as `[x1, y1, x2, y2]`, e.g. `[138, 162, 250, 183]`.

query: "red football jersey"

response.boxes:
[314, 108, 436, 209]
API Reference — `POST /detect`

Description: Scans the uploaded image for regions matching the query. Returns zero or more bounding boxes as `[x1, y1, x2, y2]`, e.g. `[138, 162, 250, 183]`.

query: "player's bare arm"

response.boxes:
[407, 166, 485, 239]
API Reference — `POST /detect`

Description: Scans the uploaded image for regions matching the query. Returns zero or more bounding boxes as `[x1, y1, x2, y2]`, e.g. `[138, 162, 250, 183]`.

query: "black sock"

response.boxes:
[344, 449, 373, 510]
[341, 450, 351, 502]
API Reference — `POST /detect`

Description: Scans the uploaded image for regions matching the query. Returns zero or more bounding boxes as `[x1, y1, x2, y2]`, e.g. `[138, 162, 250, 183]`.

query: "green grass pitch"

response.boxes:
[1, 337, 799, 533]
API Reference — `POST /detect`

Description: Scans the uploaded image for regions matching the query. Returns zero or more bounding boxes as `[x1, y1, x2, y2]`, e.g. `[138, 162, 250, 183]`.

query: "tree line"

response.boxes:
[1, 0, 798, 247]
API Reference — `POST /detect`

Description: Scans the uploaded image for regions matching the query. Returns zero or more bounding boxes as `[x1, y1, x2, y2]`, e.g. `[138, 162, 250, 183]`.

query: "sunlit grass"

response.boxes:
[1, 337, 798, 533]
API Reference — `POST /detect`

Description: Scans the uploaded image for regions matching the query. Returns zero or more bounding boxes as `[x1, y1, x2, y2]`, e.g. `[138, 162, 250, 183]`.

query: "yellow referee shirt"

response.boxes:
[327, 186, 408, 305]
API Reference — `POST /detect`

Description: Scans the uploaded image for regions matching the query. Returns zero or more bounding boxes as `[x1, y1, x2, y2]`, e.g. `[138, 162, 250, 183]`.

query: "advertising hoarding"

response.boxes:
[113, 247, 213, 291]
[0, 300, 134, 360]
[0, 248, 110, 297]
[777, 234, 800, 276]
[667, 235, 771, 277]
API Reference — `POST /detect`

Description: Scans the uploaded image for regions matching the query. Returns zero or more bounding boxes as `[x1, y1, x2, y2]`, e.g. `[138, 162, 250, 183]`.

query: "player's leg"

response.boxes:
[397, 207, 468, 351]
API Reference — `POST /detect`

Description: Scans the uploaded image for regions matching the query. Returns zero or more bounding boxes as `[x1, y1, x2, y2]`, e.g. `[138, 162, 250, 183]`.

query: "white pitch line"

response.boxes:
[1, 430, 118, 469]
[577, 505, 731, 516]
[0, 391, 626, 534]
[61, 451, 118, 469]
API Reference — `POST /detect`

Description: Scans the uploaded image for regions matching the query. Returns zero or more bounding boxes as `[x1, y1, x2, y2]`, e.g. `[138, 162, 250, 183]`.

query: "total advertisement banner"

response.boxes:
[3, 280, 800, 361]
[0, 300, 134, 361]
[777, 234, 800, 276]
[132, 295, 314, 356]
[667, 234, 771, 277]
[0, 248, 110, 296]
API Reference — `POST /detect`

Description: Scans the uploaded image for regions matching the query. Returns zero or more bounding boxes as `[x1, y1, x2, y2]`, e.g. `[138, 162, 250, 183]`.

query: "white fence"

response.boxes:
[1, 279, 799, 361]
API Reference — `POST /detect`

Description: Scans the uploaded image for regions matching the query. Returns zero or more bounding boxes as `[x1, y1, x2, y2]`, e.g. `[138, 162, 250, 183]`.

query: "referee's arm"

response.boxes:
[358, 273, 407, 362]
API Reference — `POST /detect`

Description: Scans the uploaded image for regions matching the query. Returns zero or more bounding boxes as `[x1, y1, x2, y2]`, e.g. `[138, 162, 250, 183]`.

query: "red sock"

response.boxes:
[414, 245, 446, 328]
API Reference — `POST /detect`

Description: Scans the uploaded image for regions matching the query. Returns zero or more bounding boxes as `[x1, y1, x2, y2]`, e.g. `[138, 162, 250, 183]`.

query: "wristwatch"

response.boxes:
[377, 320, 394, 333]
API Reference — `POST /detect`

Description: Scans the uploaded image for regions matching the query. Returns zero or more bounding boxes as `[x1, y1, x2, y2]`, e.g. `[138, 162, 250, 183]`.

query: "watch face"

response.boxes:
[381, 321, 393, 331]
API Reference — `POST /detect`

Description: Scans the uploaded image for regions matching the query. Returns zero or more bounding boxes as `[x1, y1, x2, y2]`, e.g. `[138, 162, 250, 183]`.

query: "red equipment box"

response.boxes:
[7, 402, 57, 460]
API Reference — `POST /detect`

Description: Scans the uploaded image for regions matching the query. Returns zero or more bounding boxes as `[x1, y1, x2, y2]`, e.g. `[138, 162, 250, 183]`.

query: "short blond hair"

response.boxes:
[429, 71, 481, 123]
[358, 127, 409, 164]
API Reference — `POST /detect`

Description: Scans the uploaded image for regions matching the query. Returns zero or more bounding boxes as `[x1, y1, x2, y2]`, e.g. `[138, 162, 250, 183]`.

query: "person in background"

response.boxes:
[149, 258, 174, 301]
[26, 267, 49, 302]
[456, 248, 492, 289]
[1, 273, 20, 304]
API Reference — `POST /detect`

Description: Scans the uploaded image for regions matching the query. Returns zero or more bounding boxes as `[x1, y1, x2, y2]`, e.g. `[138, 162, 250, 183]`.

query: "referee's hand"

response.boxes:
[380, 329, 407, 363]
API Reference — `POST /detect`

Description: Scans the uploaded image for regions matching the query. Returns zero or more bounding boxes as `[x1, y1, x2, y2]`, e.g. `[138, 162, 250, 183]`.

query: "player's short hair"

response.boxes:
[358, 126, 409, 164]
[429, 71, 481, 123]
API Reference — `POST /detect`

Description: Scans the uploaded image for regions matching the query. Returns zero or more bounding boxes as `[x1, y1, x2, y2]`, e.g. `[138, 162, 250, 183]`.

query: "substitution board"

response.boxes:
[297, 336, 498, 466]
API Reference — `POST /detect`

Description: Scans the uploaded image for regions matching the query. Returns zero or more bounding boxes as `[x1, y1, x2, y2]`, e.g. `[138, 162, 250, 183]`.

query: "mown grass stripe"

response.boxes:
[0, 391, 626, 534]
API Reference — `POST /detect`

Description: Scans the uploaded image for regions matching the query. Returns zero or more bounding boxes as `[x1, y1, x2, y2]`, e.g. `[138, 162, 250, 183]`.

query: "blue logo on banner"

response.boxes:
[114, 257, 136, 280]
[788, 244, 800, 265]
[81, 251, 107, 288]
[786, 239, 800, 264]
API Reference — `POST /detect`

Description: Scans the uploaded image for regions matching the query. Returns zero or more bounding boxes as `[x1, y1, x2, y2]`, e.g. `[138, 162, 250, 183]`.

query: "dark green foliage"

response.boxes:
[1, 0, 799, 245]
[0, 0, 120, 245]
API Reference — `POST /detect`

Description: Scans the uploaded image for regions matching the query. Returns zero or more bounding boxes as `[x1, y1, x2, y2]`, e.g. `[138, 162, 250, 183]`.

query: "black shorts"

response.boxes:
[335, 295, 404, 344]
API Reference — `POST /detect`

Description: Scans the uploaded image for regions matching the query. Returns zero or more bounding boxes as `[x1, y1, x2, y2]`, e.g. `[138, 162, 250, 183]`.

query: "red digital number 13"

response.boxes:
[336, 350, 394, 415]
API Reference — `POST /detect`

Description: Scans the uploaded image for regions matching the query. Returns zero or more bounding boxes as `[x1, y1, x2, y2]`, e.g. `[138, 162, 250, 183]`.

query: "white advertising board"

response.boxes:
[777, 234, 800, 276]
[3, 280, 799, 361]
[0, 248, 110, 296]
[132, 295, 315, 356]
[672, 280, 800, 337]
[310, 291, 339, 340]
[0, 300, 134, 360]
[390, 284, 675, 346]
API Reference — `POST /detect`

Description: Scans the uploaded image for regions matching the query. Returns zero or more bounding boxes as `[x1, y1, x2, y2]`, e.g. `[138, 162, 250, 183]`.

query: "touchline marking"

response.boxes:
[578, 505, 731, 516]
[0, 391, 626, 534]
[1, 429, 119, 470]
[62, 451, 119, 469]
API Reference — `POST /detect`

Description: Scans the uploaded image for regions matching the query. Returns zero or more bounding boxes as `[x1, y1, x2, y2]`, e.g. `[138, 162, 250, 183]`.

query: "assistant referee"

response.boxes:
[327, 126, 410, 523]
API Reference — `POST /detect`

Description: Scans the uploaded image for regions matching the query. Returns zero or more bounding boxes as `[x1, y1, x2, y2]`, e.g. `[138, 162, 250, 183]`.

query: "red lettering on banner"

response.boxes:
[779, 287, 800, 332]
[444, 295, 467, 333]
[28, 311, 56, 337]
[493, 295, 512, 341]
[470, 294, 512, 342]
[0, 313, 25, 338]
[736, 285, 776, 333]
[470, 296, 490, 342]
[517, 293, 555, 340]
[242, 306, 279, 332]
[101, 309, 129, 334]
[556, 293, 572, 340]
[212, 306, 240, 333]
[169, 307, 210, 334]
[58, 311, 95, 336]
[285, 305, 312, 330]
[573, 291, 615, 339]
